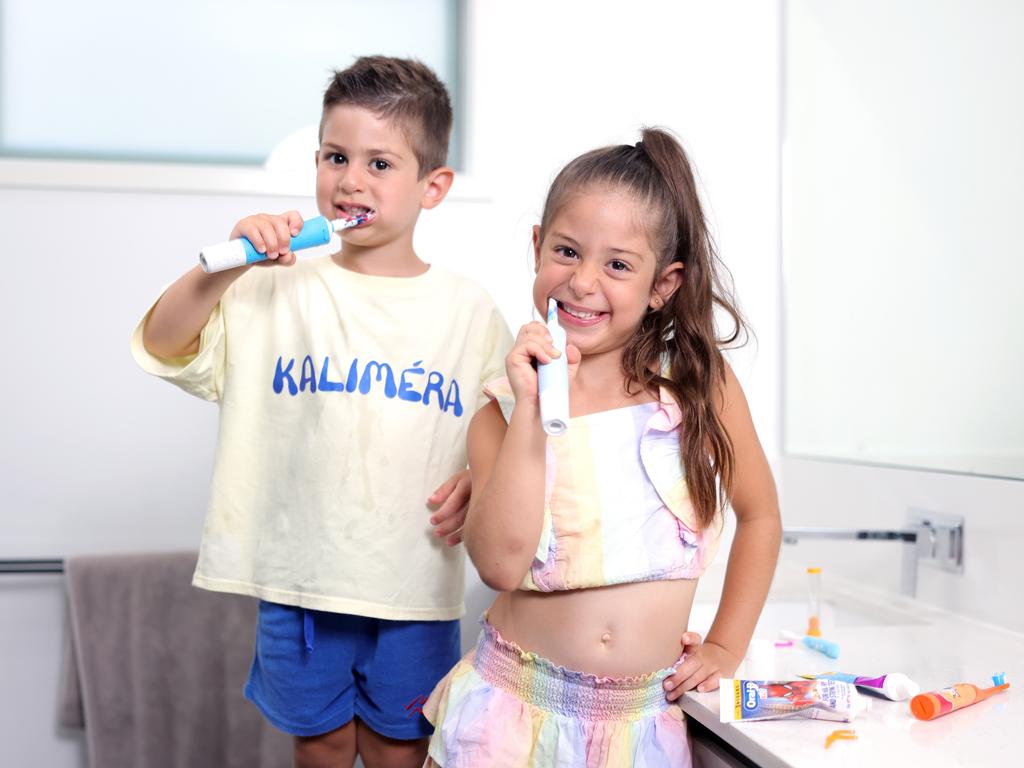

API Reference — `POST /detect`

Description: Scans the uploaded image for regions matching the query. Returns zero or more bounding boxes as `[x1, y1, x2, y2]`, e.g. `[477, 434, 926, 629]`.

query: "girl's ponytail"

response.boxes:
[623, 128, 747, 530]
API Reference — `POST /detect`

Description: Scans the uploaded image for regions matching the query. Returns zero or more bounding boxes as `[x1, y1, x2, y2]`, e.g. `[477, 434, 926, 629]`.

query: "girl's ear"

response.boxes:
[651, 262, 684, 309]
[532, 225, 543, 272]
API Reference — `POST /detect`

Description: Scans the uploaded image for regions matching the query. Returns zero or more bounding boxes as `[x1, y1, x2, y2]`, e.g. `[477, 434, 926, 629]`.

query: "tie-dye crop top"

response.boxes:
[484, 378, 721, 592]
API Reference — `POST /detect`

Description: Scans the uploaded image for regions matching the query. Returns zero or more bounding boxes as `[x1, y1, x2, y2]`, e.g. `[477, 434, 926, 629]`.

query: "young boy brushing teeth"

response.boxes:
[132, 56, 511, 768]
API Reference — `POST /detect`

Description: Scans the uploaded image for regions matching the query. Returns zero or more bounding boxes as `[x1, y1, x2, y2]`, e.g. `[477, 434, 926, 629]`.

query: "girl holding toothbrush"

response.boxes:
[424, 128, 781, 767]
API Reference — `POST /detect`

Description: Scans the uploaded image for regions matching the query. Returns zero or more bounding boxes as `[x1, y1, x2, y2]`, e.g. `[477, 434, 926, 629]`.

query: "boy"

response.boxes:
[132, 57, 511, 767]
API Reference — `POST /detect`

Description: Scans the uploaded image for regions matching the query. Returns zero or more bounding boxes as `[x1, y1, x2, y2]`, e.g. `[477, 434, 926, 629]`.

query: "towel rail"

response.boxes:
[0, 559, 64, 574]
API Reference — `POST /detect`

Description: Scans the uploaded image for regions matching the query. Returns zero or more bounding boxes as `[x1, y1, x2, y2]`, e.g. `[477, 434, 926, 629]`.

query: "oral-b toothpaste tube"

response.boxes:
[537, 298, 569, 436]
[720, 679, 865, 723]
[199, 214, 372, 273]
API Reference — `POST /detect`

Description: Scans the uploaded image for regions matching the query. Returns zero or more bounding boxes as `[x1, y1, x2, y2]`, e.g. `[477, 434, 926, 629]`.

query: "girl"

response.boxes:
[424, 128, 781, 767]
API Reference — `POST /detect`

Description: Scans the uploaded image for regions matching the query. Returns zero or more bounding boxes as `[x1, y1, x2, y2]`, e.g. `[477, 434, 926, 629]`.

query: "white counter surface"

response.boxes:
[681, 563, 1020, 767]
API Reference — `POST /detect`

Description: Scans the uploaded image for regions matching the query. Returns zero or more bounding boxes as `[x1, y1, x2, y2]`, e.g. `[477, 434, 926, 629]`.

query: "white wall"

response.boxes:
[0, 2, 781, 764]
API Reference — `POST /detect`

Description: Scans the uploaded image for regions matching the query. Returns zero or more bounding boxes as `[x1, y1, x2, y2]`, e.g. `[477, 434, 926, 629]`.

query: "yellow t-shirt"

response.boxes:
[131, 257, 512, 620]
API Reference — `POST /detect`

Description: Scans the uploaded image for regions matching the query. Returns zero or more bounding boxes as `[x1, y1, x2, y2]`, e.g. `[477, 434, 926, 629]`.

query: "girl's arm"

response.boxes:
[462, 321, 572, 591]
[665, 362, 782, 698]
[461, 399, 547, 591]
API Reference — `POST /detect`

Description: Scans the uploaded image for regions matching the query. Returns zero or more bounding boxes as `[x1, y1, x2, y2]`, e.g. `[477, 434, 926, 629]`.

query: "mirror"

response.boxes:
[783, 0, 1024, 479]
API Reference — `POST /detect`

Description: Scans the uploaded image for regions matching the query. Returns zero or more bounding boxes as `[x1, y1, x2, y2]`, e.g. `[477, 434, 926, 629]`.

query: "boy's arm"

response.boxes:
[427, 469, 471, 546]
[426, 304, 516, 547]
[142, 211, 303, 358]
[664, 363, 782, 698]
[143, 265, 247, 358]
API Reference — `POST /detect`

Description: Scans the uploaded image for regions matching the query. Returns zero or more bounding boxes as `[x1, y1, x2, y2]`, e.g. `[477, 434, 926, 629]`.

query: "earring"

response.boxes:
[651, 295, 663, 309]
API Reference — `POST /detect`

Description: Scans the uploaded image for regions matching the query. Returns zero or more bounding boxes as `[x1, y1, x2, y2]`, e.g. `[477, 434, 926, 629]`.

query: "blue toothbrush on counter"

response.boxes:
[782, 630, 840, 659]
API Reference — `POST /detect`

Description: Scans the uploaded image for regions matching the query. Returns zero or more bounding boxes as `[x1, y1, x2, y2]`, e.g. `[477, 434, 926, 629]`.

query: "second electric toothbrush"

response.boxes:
[538, 298, 570, 436]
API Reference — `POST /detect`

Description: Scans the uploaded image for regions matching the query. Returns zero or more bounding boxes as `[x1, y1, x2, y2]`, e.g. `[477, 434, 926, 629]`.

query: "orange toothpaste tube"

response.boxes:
[910, 680, 1009, 721]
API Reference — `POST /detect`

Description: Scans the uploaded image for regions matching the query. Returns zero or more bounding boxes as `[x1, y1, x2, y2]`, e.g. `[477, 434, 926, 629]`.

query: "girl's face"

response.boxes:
[532, 188, 681, 358]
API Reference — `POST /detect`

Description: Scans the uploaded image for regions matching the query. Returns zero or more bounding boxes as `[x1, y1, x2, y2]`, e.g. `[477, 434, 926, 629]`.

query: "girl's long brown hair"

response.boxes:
[538, 127, 747, 530]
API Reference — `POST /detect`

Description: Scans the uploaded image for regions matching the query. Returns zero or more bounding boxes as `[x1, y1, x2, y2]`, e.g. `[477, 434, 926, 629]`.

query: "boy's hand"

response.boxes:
[230, 211, 304, 268]
[662, 633, 740, 700]
[506, 322, 581, 403]
[428, 469, 471, 546]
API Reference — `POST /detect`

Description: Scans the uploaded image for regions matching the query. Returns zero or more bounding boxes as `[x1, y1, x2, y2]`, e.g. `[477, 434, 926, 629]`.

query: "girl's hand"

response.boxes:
[229, 211, 304, 267]
[505, 321, 559, 402]
[427, 470, 471, 546]
[663, 634, 741, 700]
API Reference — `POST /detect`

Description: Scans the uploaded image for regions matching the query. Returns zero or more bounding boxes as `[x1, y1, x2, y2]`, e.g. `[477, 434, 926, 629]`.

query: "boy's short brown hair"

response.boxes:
[321, 56, 453, 178]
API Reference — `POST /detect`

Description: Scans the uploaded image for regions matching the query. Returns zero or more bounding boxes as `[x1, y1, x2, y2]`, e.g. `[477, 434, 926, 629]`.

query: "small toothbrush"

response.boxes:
[199, 213, 375, 273]
[910, 675, 1010, 720]
[782, 630, 840, 659]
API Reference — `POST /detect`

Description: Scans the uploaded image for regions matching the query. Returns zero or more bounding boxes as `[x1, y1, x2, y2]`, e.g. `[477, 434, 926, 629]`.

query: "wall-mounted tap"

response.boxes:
[782, 511, 964, 597]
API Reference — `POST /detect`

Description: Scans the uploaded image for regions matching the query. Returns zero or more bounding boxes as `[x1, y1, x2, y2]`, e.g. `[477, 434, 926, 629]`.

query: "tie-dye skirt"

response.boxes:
[423, 619, 691, 767]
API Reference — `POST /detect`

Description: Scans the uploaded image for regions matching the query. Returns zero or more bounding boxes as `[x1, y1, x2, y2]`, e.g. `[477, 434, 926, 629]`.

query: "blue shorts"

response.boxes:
[244, 600, 461, 739]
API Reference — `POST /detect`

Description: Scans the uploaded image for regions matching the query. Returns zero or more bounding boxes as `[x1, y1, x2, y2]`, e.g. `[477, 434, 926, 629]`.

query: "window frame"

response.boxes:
[0, 0, 488, 201]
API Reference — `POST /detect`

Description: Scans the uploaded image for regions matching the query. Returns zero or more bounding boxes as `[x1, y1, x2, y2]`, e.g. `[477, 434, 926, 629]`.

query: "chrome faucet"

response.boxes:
[782, 511, 964, 597]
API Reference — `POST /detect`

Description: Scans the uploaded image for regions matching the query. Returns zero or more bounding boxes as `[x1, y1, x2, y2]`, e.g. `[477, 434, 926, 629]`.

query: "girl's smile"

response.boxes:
[555, 299, 609, 327]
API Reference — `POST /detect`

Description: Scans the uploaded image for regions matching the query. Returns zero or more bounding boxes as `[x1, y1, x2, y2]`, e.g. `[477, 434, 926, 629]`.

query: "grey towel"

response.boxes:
[60, 551, 290, 768]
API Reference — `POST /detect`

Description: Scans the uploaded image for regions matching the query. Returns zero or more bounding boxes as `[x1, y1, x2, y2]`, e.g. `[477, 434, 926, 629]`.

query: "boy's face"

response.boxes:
[315, 105, 437, 249]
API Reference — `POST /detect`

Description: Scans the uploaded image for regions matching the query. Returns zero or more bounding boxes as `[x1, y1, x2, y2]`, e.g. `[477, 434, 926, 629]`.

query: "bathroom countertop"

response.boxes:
[681, 563, 1021, 767]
